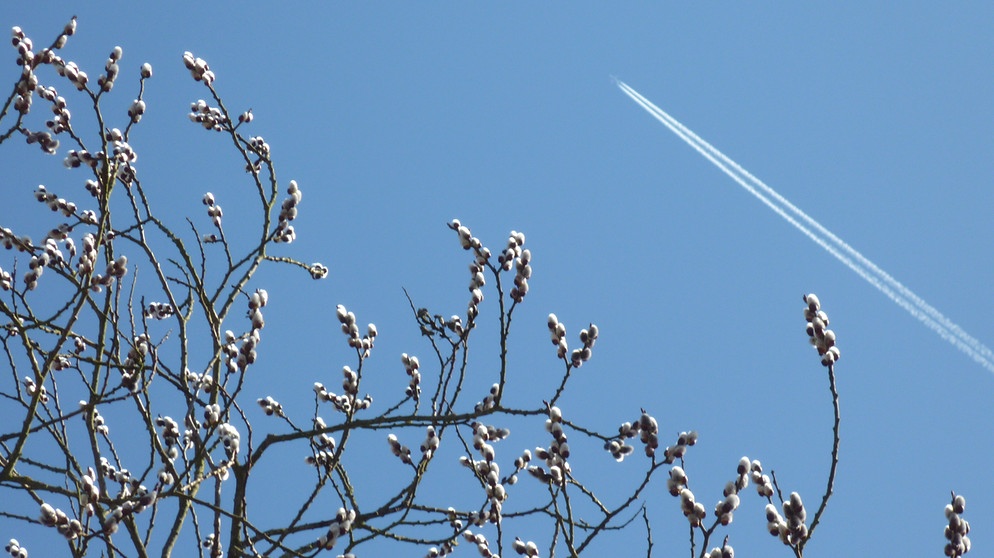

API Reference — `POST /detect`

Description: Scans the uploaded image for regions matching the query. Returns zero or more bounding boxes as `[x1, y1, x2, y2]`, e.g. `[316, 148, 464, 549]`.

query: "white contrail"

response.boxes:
[616, 80, 994, 366]
[616, 79, 994, 374]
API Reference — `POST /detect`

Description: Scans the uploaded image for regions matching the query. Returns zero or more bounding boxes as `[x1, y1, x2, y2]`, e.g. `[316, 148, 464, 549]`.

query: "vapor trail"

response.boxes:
[616, 80, 994, 367]
[615, 79, 994, 374]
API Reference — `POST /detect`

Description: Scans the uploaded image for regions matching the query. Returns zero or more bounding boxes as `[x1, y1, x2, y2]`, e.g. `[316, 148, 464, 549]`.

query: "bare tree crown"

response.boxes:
[0, 19, 970, 558]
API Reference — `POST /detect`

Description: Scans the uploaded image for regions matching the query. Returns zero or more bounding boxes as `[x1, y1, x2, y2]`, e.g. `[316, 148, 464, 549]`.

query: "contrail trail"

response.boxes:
[615, 79, 994, 374]
[616, 80, 994, 366]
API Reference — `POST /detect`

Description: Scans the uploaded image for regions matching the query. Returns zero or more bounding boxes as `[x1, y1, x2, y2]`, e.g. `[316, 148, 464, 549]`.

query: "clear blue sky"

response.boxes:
[2, 3, 993, 556]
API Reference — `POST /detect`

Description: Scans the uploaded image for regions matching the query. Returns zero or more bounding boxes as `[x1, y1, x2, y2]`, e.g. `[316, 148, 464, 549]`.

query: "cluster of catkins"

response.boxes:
[256, 395, 283, 416]
[49, 352, 71, 372]
[712, 457, 756, 526]
[248, 135, 270, 157]
[497, 230, 531, 303]
[82, 178, 101, 200]
[246, 287, 267, 329]
[41, 23, 85, 89]
[474, 383, 500, 413]
[462, 530, 500, 558]
[13, 20, 152, 156]
[314, 363, 373, 414]
[154, 406, 231, 485]
[450, 219, 488, 322]
[47, 223, 74, 252]
[218, 423, 240, 458]
[120, 333, 149, 392]
[93, 45, 125, 92]
[667, 457, 762, 532]
[155, 416, 182, 458]
[102, 488, 157, 535]
[424, 509, 466, 557]
[468, 257, 486, 309]
[512, 538, 540, 557]
[144, 301, 174, 320]
[6, 197, 77, 290]
[706, 539, 734, 558]
[38, 242, 68, 287]
[10, 18, 75, 143]
[105, 128, 137, 170]
[387, 432, 413, 465]
[458, 423, 511, 525]
[188, 99, 226, 131]
[449, 220, 533, 320]
[32, 223, 122, 293]
[182, 50, 214, 85]
[765, 492, 808, 546]
[22, 127, 59, 154]
[184, 368, 215, 393]
[23, 234, 64, 290]
[99, 456, 138, 494]
[607, 410, 695, 462]
[38, 503, 82, 540]
[160, 409, 215, 464]
[0, 229, 29, 257]
[244, 135, 270, 172]
[83, 404, 109, 435]
[21, 375, 47, 403]
[218, 288, 269, 373]
[45, 93, 71, 134]
[203, 192, 223, 228]
[155, 415, 180, 446]
[309, 262, 329, 279]
[803, 293, 841, 366]
[401, 353, 421, 399]
[944, 493, 971, 557]
[152, 414, 186, 487]
[36, 456, 155, 538]
[420, 425, 440, 460]
[128, 67, 150, 122]
[749, 459, 774, 498]
[11, 24, 52, 113]
[75, 233, 97, 275]
[474, 422, 510, 517]
[546, 314, 598, 368]
[274, 180, 302, 243]
[201, 533, 223, 558]
[4, 539, 28, 558]
[305, 416, 337, 467]
[202, 400, 221, 433]
[314, 379, 371, 415]
[10, 22, 63, 152]
[79, 470, 100, 515]
[525, 405, 571, 485]
[666, 466, 705, 526]
[33, 185, 76, 216]
[425, 539, 456, 558]
[94, 461, 157, 535]
[204, 402, 222, 431]
[0, 265, 11, 291]
[65, 149, 100, 170]
[337, 304, 377, 356]
[0, 228, 31, 252]
[317, 507, 356, 550]
[451, 219, 483, 252]
[468, 510, 500, 527]
[91, 253, 127, 293]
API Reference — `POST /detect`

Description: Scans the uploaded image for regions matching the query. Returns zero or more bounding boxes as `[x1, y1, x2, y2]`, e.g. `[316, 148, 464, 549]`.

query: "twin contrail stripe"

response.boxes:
[616, 79, 994, 374]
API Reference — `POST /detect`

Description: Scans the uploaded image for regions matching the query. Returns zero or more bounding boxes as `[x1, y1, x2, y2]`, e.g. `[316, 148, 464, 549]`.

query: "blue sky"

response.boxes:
[2, 3, 994, 556]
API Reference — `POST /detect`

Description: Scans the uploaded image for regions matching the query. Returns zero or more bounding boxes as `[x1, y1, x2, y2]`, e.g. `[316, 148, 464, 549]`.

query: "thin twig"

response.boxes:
[801, 363, 840, 552]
